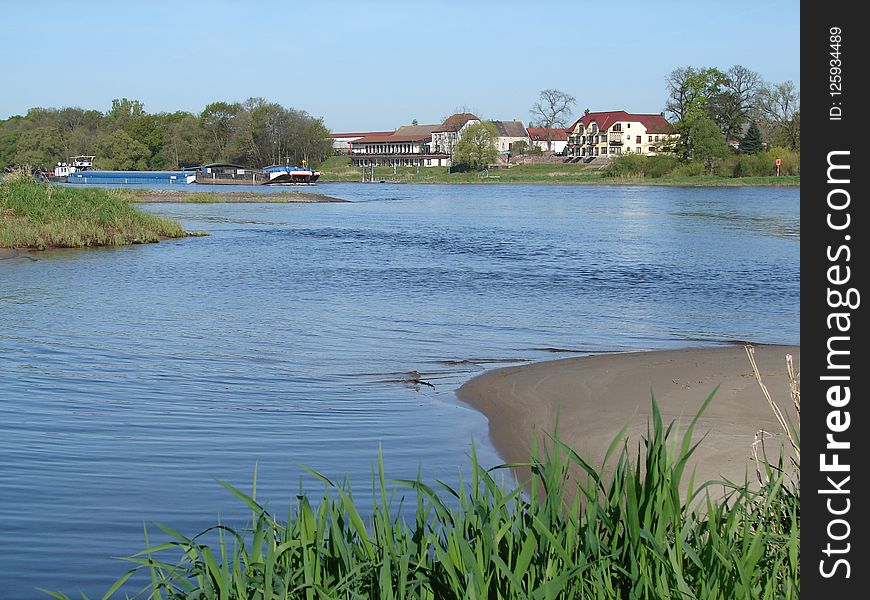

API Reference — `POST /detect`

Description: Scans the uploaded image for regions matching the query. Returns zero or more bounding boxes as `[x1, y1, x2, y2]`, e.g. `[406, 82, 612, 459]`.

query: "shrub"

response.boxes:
[669, 161, 707, 177]
[731, 147, 800, 178]
[645, 155, 680, 178]
[603, 153, 649, 177]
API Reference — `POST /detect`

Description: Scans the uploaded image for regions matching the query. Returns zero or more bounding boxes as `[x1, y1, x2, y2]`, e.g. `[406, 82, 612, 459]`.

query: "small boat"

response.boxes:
[262, 165, 320, 184]
[50, 155, 95, 182]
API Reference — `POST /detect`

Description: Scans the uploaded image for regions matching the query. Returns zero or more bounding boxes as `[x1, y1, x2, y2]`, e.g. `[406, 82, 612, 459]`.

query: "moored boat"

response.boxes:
[50, 155, 95, 182]
[262, 165, 320, 184]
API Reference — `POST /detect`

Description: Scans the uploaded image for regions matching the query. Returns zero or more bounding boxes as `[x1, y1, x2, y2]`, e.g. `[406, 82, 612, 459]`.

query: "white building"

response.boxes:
[527, 127, 568, 154]
[491, 120, 530, 155]
[565, 111, 676, 158]
[430, 113, 480, 157]
[330, 131, 393, 154]
[349, 124, 450, 167]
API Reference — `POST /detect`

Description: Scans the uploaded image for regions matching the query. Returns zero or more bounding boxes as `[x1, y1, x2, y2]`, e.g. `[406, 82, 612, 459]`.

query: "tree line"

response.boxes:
[662, 65, 799, 173]
[0, 98, 333, 171]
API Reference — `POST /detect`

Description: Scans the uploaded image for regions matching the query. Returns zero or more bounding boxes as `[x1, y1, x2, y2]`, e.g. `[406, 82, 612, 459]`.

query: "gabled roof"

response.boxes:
[393, 124, 440, 136]
[433, 113, 479, 133]
[491, 120, 528, 138]
[567, 111, 675, 134]
[527, 127, 568, 142]
[635, 114, 676, 134]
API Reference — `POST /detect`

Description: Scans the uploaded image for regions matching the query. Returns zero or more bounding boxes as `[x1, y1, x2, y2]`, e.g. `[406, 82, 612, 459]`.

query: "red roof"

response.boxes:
[567, 111, 675, 135]
[527, 127, 568, 142]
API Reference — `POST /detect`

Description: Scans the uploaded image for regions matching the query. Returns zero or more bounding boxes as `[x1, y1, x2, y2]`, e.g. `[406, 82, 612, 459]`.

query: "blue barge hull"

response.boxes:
[66, 170, 191, 184]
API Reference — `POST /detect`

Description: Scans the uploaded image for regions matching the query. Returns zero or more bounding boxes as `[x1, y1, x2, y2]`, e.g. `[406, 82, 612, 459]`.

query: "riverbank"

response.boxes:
[1, 175, 191, 250]
[457, 344, 799, 487]
[125, 188, 349, 203]
[317, 157, 800, 186]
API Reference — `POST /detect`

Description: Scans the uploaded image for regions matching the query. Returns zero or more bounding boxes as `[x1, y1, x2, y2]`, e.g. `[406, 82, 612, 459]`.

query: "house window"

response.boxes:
[602, 147, 608, 155]
[636, 136, 642, 144]
[648, 136, 653, 142]
[655, 135, 659, 141]
[627, 123, 630, 128]
[636, 147, 642, 154]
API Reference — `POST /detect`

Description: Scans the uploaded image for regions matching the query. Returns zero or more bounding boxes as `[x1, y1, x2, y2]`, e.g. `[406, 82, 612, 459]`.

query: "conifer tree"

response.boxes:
[738, 122, 764, 154]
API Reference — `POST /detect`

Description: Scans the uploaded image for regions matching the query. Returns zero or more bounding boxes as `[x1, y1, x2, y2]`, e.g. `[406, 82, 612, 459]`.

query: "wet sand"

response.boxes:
[457, 345, 799, 487]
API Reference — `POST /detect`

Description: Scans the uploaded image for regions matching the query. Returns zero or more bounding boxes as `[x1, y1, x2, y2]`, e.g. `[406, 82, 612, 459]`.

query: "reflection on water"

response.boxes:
[0, 183, 799, 598]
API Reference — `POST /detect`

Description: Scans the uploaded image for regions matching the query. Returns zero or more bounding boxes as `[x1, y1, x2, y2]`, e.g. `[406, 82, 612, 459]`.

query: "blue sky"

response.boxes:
[1, 0, 800, 131]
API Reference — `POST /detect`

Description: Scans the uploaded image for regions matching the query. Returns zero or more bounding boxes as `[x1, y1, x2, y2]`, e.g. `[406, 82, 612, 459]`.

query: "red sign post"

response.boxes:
[775, 158, 782, 176]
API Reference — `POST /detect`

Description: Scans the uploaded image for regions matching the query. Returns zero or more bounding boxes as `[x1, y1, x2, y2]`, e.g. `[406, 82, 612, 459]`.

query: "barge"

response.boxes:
[263, 165, 320, 184]
[66, 170, 192, 184]
[59, 159, 320, 185]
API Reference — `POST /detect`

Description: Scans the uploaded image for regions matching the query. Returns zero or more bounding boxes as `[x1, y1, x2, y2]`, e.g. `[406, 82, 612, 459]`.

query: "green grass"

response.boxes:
[181, 192, 224, 203]
[52, 395, 799, 599]
[0, 174, 189, 249]
[318, 156, 799, 186]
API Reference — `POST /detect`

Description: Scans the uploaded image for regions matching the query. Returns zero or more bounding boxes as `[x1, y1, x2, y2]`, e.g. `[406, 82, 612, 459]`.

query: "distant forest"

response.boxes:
[0, 98, 333, 171]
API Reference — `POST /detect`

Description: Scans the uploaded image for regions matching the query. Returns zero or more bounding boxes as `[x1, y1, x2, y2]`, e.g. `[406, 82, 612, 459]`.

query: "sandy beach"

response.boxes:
[457, 344, 799, 488]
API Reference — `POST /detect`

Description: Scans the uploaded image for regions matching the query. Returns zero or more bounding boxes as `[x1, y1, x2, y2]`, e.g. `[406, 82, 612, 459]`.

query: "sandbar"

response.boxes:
[457, 345, 799, 488]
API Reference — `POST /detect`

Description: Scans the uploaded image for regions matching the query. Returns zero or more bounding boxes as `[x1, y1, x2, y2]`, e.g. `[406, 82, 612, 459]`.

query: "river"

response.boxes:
[0, 182, 799, 597]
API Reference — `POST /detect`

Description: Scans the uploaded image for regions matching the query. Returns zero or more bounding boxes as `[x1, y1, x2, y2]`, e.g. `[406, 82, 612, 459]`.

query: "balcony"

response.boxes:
[609, 133, 623, 146]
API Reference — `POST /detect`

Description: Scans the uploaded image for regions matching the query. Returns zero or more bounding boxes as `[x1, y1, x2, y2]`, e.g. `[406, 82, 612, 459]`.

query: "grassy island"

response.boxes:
[0, 175, 190, 250]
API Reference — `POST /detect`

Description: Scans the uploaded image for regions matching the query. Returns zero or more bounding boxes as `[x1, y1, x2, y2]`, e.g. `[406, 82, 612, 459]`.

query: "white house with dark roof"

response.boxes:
[565, 111, 676, 159]
[430, 113, 480, 157]
[490, 120, 530, 155]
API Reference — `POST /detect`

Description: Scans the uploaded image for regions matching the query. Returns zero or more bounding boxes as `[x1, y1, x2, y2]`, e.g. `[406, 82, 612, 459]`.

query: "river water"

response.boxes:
[0, 183, 799, 597]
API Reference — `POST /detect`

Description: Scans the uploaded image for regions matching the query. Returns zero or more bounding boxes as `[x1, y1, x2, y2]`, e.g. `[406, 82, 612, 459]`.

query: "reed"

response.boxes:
[46, 394, 799, 599]
[0, 173, 188, 249]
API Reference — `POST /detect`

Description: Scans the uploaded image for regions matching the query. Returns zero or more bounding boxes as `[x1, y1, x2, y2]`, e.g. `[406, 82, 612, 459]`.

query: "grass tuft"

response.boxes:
[1, 172, 190, 249]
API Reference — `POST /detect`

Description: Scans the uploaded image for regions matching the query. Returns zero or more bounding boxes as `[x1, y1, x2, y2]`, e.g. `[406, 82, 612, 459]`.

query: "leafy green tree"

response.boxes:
[512, 140, 528, 155]
[755, 81, 800, 151]
[683, 116, 729, 174]
[453, 121, 499, 169]
[738, 122, 764, 154]
[0, 131, 21, 169]
[665, 66, 728, 123]
[15, 126, 64, 167]
[200, 101, 241, 162]
[95, 130, 150, 170]
[711, 65, 762, 145]
[106, 98, 146, 133]
[294, 118, 332, 167]
[164, 115, 207, 169]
